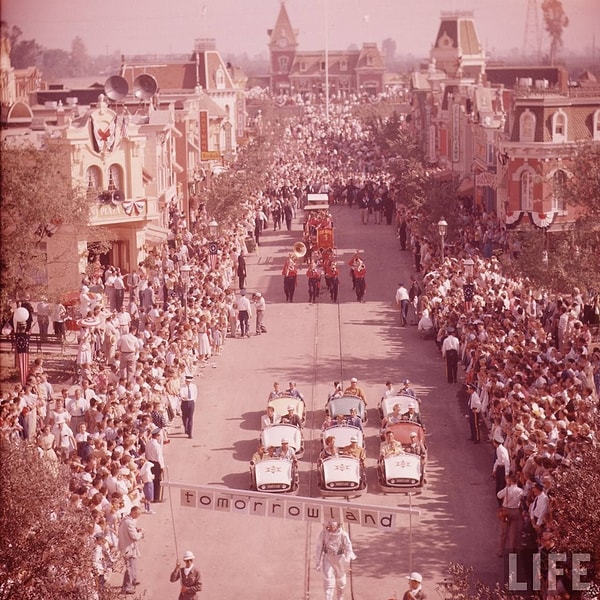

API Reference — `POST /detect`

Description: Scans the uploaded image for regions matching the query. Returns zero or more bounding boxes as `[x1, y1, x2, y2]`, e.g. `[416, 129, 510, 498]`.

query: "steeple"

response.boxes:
[267, 1, 299, 50]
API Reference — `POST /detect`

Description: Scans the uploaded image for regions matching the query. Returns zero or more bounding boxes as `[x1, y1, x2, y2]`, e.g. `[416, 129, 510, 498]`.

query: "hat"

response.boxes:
[182, 550, 195, 561]
[255, 292, 261, 298]
[185, 374, 194, 380]
[410, 431, 418, 438]
[281, 438, 289, 444]
[350, 436, 358, 442]
[152, 428, 161, 436]
[493, 432, 505, 444]
[287, 405, 295, 410]
[407, 572, 423, 583]
[350, 377, 358, 383]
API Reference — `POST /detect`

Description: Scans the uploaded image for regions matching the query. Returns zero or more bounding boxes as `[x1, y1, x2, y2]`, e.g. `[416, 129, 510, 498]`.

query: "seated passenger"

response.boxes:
[267, 381, 283, 401]
[381, 380, 396, 399]
[401, 403, 422, 425]
[319, 435, 339, 460]
[406, 431, 427, 459]
[261, 405, 279, 429]
[330, 413, 348, 427]
[399, 379, 417, 398]
[265, 445, 277, 459]
[280, 404, 302, 428]
[251, 443, 267, 464]
[379, 431, 405, 458]
[341, 436, 366, 462]
[381, 404, 403, 430]
[276, 438, 296, 461]
[328, 381, 344, 401]
[343, 377, 367, 405]
[346, 407, 362, 431]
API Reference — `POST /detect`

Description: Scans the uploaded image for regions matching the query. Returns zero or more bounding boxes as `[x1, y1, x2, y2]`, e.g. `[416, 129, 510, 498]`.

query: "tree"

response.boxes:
[0, 141, 90, 305]
[560, 142, 600, 218]
[0, 441, 99, 599]
[10, 38, 43, 69]
[551, 441, 600, 587]
[68, 36, 90, 78]
[41, 48, 71, 81]
[542, 0, 569, 65]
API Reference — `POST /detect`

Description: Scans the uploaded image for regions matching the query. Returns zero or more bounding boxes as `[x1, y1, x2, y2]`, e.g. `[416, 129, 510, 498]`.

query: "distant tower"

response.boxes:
[522, 0, 542, 62]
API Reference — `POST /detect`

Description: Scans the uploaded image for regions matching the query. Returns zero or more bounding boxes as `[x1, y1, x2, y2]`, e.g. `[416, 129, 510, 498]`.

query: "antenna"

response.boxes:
[522, 0, 542, 62]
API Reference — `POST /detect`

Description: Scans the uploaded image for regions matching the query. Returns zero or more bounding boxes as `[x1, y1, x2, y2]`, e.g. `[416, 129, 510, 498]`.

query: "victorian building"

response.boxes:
[268, 2, 385, 97]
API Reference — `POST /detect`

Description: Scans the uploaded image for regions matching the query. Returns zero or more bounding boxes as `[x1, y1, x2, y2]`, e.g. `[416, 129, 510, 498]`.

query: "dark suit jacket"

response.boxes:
[170, 566, 202, 599]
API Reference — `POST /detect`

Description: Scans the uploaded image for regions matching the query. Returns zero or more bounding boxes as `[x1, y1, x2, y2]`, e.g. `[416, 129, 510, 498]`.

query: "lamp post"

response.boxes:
[462, 257, 474, 278]
[437, 216, 448, 263]
[180, 264, 191, 320]
[207, 219, 219, 271]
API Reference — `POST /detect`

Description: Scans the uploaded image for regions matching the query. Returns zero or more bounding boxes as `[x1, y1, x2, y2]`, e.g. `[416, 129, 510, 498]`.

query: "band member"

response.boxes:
[353, 259, 367, 302]
[347, 251, 362, 290]
[307, 262, 321, 304]
[324, 259, 339, 302]
[282, 254, 298, 303]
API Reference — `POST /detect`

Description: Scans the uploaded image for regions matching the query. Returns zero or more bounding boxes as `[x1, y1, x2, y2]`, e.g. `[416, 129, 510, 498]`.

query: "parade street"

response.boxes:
[132, 204, 504, 600]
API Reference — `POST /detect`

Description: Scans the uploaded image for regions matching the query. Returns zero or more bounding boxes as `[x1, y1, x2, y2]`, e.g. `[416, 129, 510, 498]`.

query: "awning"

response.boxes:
[456, 176, 474, 195]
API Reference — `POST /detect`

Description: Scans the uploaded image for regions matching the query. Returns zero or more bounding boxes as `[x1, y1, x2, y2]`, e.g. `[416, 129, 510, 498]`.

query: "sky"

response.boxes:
[2, 0, 598, 60]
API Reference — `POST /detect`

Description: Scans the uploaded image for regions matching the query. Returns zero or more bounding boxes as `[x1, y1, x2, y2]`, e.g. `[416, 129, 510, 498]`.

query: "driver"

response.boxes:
[276, 438, 296, 461]
[380, 430, 405, 458]
[343, 378, 367, 405]
[280, 404, 303, 428]
[341, 436, 366, 462]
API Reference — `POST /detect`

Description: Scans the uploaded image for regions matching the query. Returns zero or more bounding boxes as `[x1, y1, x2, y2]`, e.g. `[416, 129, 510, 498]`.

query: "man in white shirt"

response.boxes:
[237, 290, 252, 338]
[492, 433, 510, 497]
[117, 327, 143, 383]
[497, 473, 523, 556]
[179, 375, 198, 439]
[466, 383, 482, 442]
[144, 429, 165, 503]
[441, 327, 460, 383]
[395, 283, 410, 326]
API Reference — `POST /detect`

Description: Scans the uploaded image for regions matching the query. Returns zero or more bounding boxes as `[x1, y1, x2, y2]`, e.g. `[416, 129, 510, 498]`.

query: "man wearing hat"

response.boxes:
[277, 438, 296, 461]
[144, 429, 165, 503]
[180, 375, 198, 439]
[403, 572, 427, 600]
[252, 291, 266, 335]
[343, 378, 366, 405]
[280, 404, 302, 428]
[315, 520, 356, 600]
[170, 550, 202, 599]
[341, 436, 366, 462]
[441, 327, 460, 383]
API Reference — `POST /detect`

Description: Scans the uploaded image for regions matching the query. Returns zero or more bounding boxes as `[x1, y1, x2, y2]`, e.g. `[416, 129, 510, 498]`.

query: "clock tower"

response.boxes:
[267, 2, 298, 94]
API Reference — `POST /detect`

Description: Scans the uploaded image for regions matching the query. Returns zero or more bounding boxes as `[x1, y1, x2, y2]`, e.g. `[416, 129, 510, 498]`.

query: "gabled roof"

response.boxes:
[268, 2, 298, 47]
[356, 44, 385, 70]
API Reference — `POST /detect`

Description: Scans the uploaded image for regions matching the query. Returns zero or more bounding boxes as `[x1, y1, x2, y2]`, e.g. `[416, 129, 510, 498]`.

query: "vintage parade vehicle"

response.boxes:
[250, 424, 303, 493]
[317, 425, 366, 497]
[377, 422, 427, 493]
[303, 194, 334, 255]
[378, 393, 420, 423]
[325, 395, 368, 425]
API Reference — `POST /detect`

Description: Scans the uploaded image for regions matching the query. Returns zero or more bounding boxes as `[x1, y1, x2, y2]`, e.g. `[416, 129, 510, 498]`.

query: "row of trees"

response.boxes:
[1, 22, 119, 80]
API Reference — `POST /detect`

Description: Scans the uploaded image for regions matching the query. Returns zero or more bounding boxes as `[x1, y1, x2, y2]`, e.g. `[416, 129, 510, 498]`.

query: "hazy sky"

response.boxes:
[2, 0, 598, 59]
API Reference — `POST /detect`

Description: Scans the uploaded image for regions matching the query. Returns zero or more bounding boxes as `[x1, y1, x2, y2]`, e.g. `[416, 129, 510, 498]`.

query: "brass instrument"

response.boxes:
[293, 242, 307, 258]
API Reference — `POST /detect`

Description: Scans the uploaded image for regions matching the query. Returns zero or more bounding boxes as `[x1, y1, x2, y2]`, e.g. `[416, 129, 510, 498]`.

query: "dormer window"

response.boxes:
[340, 59, 348, 72]
[299, 62, 306, 72]
[552, 109, 567, 143]
[366, 55, 374, 67]
[215, 67, 225, 89]
[519, 109, 536, 143]
[320, 61, 326, 72]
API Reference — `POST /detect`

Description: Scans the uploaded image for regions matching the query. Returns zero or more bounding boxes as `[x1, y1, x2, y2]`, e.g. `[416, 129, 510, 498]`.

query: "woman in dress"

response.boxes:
[197, 314, 211, 362]
[37, 425, 58, 462]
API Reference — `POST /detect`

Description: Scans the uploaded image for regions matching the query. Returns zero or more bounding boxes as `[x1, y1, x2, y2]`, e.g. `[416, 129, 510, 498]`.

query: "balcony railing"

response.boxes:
[90, 197, 161, 225]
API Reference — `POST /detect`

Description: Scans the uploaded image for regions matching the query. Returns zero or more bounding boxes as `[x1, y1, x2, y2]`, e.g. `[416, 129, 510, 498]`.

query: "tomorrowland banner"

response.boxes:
[166, 481, 419, 530]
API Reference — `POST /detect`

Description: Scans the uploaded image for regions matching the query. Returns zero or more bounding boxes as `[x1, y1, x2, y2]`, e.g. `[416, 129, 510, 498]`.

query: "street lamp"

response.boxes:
[462, 257, 474, 278]
[180, 264, 192, 319]
[437, 216, 448, 263]
[207, 219, 219, 271]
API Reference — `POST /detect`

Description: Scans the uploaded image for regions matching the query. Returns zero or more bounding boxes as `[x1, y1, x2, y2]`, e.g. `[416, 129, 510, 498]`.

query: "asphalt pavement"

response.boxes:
[131, 205, 504, 599]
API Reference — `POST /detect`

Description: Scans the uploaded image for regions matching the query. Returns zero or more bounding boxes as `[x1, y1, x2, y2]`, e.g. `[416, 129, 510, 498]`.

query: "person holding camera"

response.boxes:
[118, 505, 144, 594]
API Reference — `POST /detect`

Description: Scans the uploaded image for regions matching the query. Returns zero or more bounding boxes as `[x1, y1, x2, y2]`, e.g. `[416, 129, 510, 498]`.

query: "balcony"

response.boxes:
[89, 197, 161, 226]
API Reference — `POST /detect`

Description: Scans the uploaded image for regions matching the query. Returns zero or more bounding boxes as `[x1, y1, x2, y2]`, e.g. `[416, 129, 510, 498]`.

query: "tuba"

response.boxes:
[293, 242, 307, 258]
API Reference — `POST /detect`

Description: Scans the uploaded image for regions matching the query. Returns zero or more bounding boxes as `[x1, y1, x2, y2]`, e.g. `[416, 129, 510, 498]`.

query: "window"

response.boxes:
[593, 109, 600, 141]
[340, 59, 348, 72]
[215, 67, 225, 89]
[107, 164, 123, 191]
[86, 165, 102, 191]
[551, 169, 567, 212]
[520, 170, 534, 211]
[299, 62, 306, 72]
[519, 109, 536, 142]
[552, 109, 567, 143]
[278, 56, 289, 72]
[320, 61, 326, 71]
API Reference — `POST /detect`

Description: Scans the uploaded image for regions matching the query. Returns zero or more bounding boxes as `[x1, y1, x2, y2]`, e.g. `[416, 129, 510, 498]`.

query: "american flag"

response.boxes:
[14, 332, 30, 386]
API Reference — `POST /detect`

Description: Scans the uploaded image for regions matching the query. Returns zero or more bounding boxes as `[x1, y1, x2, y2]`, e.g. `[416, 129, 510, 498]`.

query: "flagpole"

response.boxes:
[324, 0, 330, 122]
